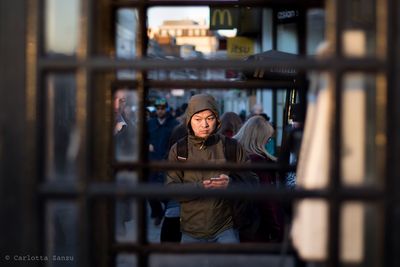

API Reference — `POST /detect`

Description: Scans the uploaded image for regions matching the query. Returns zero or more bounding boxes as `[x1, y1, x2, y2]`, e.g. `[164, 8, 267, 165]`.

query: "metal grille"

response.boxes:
[21, 0, 400, 267]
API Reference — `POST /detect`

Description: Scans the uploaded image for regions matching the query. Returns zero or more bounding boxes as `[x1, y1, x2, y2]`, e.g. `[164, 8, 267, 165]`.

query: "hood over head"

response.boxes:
[186, 94, 220, 135]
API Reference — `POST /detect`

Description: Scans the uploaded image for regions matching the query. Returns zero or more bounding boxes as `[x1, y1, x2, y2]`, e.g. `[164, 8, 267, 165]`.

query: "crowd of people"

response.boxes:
[114, 91, 303, 244]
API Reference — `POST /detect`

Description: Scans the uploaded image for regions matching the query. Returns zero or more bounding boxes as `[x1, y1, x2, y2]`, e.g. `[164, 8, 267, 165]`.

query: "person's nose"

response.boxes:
[201, 119, 209, 128]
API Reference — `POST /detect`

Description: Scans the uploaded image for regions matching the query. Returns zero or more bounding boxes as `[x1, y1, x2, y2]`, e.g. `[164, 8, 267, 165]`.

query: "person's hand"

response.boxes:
[149, 144, 154, 152]
[203, 174, 230, 189]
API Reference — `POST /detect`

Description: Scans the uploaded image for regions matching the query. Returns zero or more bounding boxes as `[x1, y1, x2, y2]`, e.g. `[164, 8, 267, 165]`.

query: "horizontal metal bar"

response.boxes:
[112, 242, 291, 254]
[113, 161, 297, 172]
[37, 57, 386, 72]
[148, 80, 297, 89]
[112, 79, 297, 90]
[111, 79, 300, 90]
[38, 183, 385, 201]
[111, 0, 324, 8]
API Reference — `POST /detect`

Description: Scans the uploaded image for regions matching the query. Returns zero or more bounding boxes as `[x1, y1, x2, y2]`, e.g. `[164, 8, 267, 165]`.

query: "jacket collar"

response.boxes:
[188, 133, 220, 149]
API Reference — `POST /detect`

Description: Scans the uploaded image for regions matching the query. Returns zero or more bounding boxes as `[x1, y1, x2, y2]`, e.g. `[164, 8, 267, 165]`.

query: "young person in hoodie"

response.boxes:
[165, 94, 258, 243]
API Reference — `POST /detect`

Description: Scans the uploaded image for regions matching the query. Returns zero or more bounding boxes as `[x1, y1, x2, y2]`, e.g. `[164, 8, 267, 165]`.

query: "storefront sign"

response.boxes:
[210, 8, 239, 30]
[276, 9, 299, 23]
[227, 37, 254, 59]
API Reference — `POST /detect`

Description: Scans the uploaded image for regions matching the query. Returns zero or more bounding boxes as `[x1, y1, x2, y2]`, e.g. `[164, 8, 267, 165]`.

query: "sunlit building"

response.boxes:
[149, 19, 219, 55]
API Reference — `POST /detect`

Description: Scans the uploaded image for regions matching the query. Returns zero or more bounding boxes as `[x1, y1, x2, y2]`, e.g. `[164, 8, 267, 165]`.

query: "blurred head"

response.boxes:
[155, 97, 168, 119]
[233, 115, 276, 160]
[186, 94, 220, 138]
[114, 90, 127, 116]
[251, 103, 263, 115]
[217, 112, 243, 138]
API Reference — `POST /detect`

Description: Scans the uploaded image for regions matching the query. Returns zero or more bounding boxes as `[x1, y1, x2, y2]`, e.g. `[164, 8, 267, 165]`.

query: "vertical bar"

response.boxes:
[0, 1, 41, 265]
[328, 0, 344, 266]
[137, 2, 150, 267]
[298, 7, 307, 56]
[77, 0, 90, 266]
[384, 0, 400, 266]
[26, 0, 41, 248]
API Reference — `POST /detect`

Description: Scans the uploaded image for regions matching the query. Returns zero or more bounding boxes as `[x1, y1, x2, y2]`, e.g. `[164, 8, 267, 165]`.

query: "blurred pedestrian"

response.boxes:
[148, 97, 179, 225]
[160, 115, 188, 243]
[217, 111, 243, 138]
[234, 116, 284, 242]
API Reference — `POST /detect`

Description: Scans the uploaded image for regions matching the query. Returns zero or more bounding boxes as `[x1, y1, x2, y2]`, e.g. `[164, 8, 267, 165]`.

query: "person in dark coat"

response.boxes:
[147, 98, 179, 225]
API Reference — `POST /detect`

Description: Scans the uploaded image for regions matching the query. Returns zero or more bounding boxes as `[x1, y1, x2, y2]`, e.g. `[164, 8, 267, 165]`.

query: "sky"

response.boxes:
[147, 6, 210, 27]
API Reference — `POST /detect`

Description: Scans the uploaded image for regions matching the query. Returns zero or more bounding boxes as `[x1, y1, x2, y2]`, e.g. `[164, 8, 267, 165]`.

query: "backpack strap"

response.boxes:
[176, 136, 188, 161]
[224, 136, 237, 163]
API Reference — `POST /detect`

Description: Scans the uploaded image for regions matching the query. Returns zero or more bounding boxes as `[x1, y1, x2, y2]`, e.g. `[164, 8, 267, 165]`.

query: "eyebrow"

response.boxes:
[193, 114, 215, 119]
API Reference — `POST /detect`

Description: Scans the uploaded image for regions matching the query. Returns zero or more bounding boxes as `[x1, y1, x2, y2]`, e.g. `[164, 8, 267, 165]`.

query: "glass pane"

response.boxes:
[342, 0, 376, 57]
[45, 201, 78, 266]
[306, 9, 325, 55]
[277, 23, 298, 54]
[117, 254, 137, 267]
[45, 0, 80, 56]
[115, 172, 138, 242]
[113, 173, 165, 244]
[46, 73, 77, 182]
[341, 73, 384, 187]
[116, 8, 139, 79]
[340, 201, 383, 266]
[114, 89, 139, 162]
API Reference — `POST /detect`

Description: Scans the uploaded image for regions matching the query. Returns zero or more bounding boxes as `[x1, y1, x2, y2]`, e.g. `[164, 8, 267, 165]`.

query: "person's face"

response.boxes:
[190, 109, 217, 138]
[114, 91, 127, 115]
[155, 105, 167, 119]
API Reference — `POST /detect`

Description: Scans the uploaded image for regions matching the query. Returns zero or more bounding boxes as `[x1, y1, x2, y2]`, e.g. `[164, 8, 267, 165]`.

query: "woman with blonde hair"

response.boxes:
[234, 116, 276, 161]
[233, 116, 283, 242]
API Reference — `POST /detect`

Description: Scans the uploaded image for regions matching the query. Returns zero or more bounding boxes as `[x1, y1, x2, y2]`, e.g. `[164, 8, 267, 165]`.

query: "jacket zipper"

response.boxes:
[199, 140, 206, 150]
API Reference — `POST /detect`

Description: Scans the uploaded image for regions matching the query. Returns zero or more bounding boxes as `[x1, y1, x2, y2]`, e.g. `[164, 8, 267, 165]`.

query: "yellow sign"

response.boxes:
[227, 37, 255, 59]
[210, 8, 238, 30]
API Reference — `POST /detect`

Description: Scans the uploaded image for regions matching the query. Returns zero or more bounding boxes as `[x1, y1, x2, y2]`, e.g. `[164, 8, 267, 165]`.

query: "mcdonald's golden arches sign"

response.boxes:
[210, 8, 239, 30]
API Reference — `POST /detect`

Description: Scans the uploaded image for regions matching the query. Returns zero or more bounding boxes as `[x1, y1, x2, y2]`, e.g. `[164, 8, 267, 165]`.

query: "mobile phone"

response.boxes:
[210, 177, 220, 181]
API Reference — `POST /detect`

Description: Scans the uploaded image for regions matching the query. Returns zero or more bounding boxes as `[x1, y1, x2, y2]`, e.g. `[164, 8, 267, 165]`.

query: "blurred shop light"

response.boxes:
[171, 89, 185, 97]
[218, 29, 237, 38]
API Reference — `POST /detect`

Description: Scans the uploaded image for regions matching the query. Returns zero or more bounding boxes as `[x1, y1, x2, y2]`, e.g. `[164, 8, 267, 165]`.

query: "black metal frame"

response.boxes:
[0, 0, 396, 267]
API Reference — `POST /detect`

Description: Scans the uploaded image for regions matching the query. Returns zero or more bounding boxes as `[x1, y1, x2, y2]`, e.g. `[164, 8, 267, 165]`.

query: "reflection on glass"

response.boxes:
[115, 172, 138, 243]
[45, 0, 80, 56]
[46, 202, 78, 266]
[116, 8, 138, 79]
[46, 73, 77, 181]
[306, 9, 325, 55]
[117, 254, 137, 267]
[277, 23, 298, 54]
[114, 89, 138, 161]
